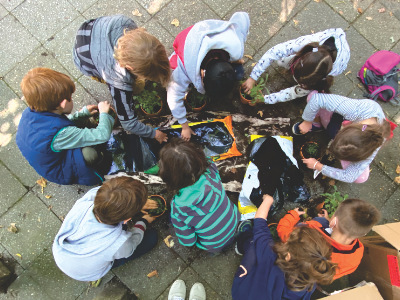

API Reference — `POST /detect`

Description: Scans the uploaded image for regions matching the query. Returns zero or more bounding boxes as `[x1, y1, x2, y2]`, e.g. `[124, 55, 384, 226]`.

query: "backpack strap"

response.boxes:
[364, 85, 396, 101]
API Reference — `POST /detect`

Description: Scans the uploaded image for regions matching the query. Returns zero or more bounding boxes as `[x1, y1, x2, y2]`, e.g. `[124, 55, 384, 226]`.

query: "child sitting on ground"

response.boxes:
[277, 198, 380, 280]
[16, 67, 114, 185]
[159, 138, 240, 253]
[52, 176, 158, 281]
[293, 92, 394, 183]
[232, 194, 337, 300]
[242, 28, 350, 104]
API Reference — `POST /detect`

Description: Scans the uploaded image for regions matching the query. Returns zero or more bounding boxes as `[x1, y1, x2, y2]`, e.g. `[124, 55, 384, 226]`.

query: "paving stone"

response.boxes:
[4, 46, 72, 98]
[155, 0, 219, 37]
[0, 134, 39, 188]
[72, 81, 100, 113]
[78, 76, 113, 104]
[353, 1, 400, 50]
[378, 99, 400, 120]
[0, 259, 12, 289]
[23, 249, 87, 300]
[0, 0, 24, 11]
[68, 0, 98, 14]
[76, 273, 115, 300]
[136, 0, 172, 15]
[143, 18, 175, 56]
[330, 73, 356, 98]
[157, 266, 222, 300]
[394, 110, 400, 125]
[225, 0, 282, 51]
[381, 0, 400, 23]
[113, 240, 186, 300]
[325, 0, 374, 23]
[0, 192, 61, 268]
[346, 84, 365, 99]
[83, 1, 151, 27]
[374, 126, 400, 181]
[0, 243, 24, 277]
[0, 163, 27, 216]
[378, 187, 400, 224]
[268, 0, 311, 23]
[0, 14, 40, 76]
[335, 164, 397, 210]
[13, 0, 79, 43]
[191, 246, 241, 299]
[3, 273, 53, 300]
[32, 182, 94, 220]
[289, 1, 349, 36]
[0, 4, 7, 19]
[43, 16, 86, 80]
[92, 277, 135, 300]
[202, 0, 242, 18]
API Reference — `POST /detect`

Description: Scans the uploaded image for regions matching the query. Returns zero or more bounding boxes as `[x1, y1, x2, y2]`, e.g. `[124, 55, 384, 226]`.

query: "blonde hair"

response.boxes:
[114, 28, 171, 87]
[274, 226, 337, 291]
[20, 67, 75, 112]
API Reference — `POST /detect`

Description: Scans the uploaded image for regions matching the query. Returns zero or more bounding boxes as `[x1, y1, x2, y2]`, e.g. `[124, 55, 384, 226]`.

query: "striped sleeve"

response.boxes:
[171, 213, 197, 247]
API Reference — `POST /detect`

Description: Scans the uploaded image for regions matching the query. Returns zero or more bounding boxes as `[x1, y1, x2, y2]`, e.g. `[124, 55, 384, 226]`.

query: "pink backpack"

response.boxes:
[358, 50, 400, 104]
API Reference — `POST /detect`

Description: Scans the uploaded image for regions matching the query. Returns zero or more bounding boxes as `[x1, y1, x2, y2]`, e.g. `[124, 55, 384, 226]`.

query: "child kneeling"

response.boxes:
[52, 177, 158, 281]
[277, 198, 380, 280]
[232, 195, 337, 300]
[17, 67, 114, 185]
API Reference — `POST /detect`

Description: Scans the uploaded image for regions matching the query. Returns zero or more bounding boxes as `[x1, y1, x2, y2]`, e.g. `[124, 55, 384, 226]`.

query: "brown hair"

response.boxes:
[329, 121, 391, 161]
[334, 198, 380, 238]
[159, 138, 211, 192]
[274, 226, 337, 291]
[114, 28, 171, 87]
[20, 67, 75, 112]
[290, 42, 334, 92]
[94, 177, 148, 225]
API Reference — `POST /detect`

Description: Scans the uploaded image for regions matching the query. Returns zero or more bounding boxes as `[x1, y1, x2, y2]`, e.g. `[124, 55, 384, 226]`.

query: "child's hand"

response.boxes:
[255, 194, 274, 219]
[294, 208, 305, 216]
[302, 158, 322, 171]
[155, 130, 168, 144]
[262, 194, 274, 206]
[86, 104, 98, 115]
[232, 59, 245, 65]
[298, 121, 313, 134]
[180, 122, 196, 142]
[98, 101, 111, 114]
[242, 78, 256, 94]
[318, 209, 330, 221]
[142, 214, 156, 223]
[141, 199, 158, 214]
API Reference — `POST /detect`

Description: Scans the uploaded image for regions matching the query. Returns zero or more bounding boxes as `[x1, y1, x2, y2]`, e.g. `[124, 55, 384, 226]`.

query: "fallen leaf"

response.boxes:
[311, 30, 315, 34]
[36, 177, 47, 194]
[163, 235, 173, 248]
[396, 165, 400, 174]
[357, 7, 363, 14]
[329, 179, 336, 186]
[244, 54, 253, 60]
[45, 195, 52, 199]
[313, 0, 320, 2]
[48, 205, 53, 211]
[38, 217, 41, 223]
[15, 253, 22, 259]
[366, 16, 373, 20]
[171, 19, 180, 27]
[7, 223, 18, 233]
[378, 8, 386, 13]
[395, 176, 400, 185]
[257, 111, 264, 118]
[357, 84, 363, 89]
[132, 9, 142, 17]
[345, 70, 352, 76]
[251, 62, 256, 67]
[293, 19, 299, 26]
[339, 11, 343, 15]
[169, 240, 175, 247]
[379, 161, 385, 168]
[147, 270, 158, 278]
[390, 12, 393, 17]
[230, 167, 237, 174]
[390, 36, 395, 43]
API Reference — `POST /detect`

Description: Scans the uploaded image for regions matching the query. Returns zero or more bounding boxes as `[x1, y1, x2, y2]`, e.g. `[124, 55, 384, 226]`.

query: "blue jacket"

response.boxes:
[231, 218, 315, 300]
[16, 108, 101, 185]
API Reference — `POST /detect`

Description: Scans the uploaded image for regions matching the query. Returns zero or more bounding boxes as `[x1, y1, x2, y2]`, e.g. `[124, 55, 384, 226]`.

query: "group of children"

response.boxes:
[14, 11, 394, 300]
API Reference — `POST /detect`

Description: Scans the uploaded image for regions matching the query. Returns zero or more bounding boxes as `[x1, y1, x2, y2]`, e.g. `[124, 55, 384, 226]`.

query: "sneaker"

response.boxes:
[189, 283, 206, 300]
[235, 220, 253, 255]
[168, 279, 186, 300]
[292, 121, 324, 135]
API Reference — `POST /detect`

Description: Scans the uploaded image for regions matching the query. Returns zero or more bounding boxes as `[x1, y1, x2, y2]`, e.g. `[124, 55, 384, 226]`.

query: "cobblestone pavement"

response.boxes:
[1, 0, 400, 299]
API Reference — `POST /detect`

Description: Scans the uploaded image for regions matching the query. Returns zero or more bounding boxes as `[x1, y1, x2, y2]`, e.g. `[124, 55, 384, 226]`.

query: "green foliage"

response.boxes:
[134, 82, 161, 114]
[242, 74, 270, 104]
[187, 89, 207, 108]
[303, 142, 320, 158]
[321, 185, 348, 217]
[147, 196, 166, 216]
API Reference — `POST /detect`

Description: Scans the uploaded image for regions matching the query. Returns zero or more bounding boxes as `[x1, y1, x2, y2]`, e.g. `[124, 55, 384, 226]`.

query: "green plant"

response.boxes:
[147, 195, 167, 217]
[187, 89, 207, 108]
[241, 74, 270, 104]
[134, 82, 161, 114]
[321, 185, 348, 217]
[303, 142, 320, 158]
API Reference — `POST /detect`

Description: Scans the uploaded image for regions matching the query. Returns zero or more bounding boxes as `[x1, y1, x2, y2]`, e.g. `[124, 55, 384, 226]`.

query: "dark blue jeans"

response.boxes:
[112, 228, 158, 269]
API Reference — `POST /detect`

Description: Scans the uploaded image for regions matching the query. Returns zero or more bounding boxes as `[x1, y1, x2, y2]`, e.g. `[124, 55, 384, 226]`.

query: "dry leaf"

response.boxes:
[390, 12, 393, 17]
[311, 30, 315, 34]
[395, 176, 400, 185]
[357, 7, 363, 14]
[293, 19, 299, 26]
[396, 165, 400, 174]
[230, 167, 237, 174]
[244, 54, 253, 60]
[15, 253, 22, 259]
[379, 161, 385, 168]
[45, 195, 52, 199]
[48, 205, 53, 211]
[38, 217, 41, 223]
[171, 19, 180, 27]
[257, 111, 264, 118]
[163, 235, 173, 248]
[378, 8, 386, 13]
[7, 223, 18, 233]
[132, 9, 143, 17]
[345, 70, 352, 76]
[36, 177, 47, 194]
[251, 62, 256, 67]
[329, 180, 336, 186]
[169, 240, 175, 247]
[147, 270, 158, 278]
[313, 0, 320, 2]
[390, 37, 395, 43]
[339, 11, 343, 15]
[366, 16, 373, 21]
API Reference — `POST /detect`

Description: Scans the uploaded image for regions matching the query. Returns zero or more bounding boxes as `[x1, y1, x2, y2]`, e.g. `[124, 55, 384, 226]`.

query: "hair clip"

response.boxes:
[312, 47, 318, 52]
[362, 124, 368, 131]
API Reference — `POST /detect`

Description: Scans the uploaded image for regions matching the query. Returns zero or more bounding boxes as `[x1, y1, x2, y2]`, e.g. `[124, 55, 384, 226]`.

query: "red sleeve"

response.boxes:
[277, 210, 300, 242]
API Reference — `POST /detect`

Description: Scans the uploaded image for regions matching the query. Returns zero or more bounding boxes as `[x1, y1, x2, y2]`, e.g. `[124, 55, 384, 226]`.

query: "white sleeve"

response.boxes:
[167, 66, 192, 124]
[113, 220, 147, 259]
[264, 85, 311, 104]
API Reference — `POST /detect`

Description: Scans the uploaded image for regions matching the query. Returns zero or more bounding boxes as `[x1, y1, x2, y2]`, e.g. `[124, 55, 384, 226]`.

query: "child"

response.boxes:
[73, 15, 168, 144]
[16, 67, 114, 186]
[277, 198, 380, 280]
[232, 194, 337, 300]
[242, 28, 350, 104]
[294, 92, 393, 183]
[52, 176, 158, 281]
[168, 12, 250, 141]
[159, 138, 240, 253]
